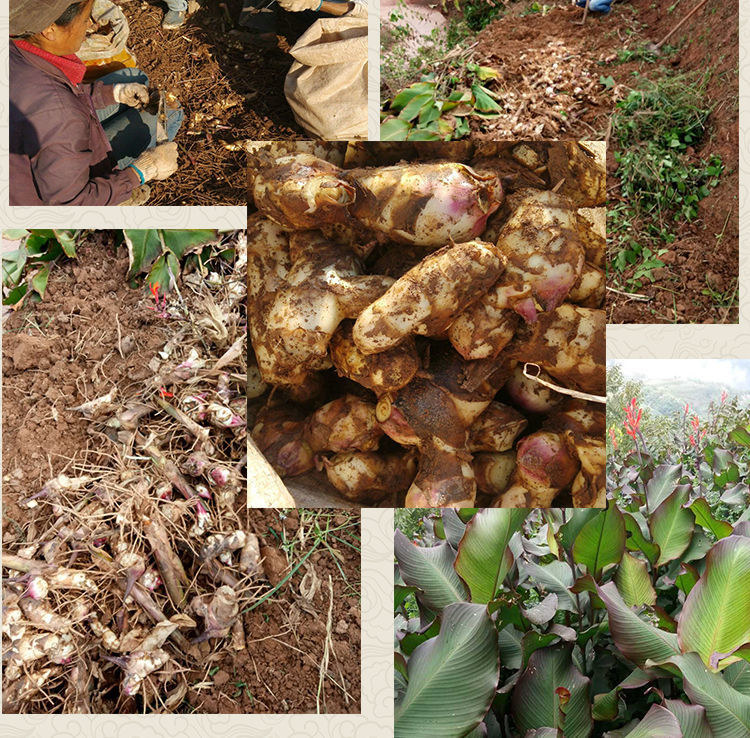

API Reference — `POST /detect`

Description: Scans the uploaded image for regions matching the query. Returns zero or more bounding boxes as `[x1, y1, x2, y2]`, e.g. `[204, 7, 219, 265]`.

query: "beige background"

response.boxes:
[0, 0, 747, 734]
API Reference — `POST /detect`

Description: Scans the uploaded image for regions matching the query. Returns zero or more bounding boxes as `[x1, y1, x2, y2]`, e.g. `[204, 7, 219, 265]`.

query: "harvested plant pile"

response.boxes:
[1, 231, 254, 712]
[121, 0, 305, 205]
[247, 141, 606, 509]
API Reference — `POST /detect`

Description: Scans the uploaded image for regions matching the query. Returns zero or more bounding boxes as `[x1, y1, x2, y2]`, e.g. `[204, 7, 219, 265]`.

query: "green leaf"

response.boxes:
[559, 509, 600, 550]
[401, 618, 441, 656]
[406, 129, 442, 141]
[395, 602, 499, 738]
[624, 704, 683, 737]
[441, 509, 466, 549]
[454, 509, 528, 603]
[381, 117, 411, 141]
[596, 581, 680, 667]
[730, 426, 750, 448]
[2, 282, 29, 305]
[394, 531, 467, 612]
[147, 252, 180, 293]
[471, 84, 503, 113]
[398, 93, 434, 122]
[30, 266, 50, 299]
[649, 485, 694, 566]
[676, 563, 700, 597]
[161, 230, 217, 259]
[497, 624, 522, 671]
[53, 229, 78, 258]
[661, 653, 750, 737]
[391, 82, 436, 110]
[521, 631, 560, 670]
[678, 535, 750, 671]
[623, 512, 660, 566]
[572, 505, 626, 580]
[689, 498, 733, 540]
[520, 559, 577, 612]
[511, 646, 592, 738]
[592, 669, 650, 722]
[418, 101, 442, 127]
[663, 699, 714, 738]
[726, 661, 750, 697]
[3, 229, 29, 240]
[615, 552, 656, 607]
[395, 584, 417, 612]
[645, 464, 683, 511]
[123, 230, 163, 279]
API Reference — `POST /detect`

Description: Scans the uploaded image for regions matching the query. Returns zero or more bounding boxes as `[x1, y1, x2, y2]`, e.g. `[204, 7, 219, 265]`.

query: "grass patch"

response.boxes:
[609, 70, 723, 290]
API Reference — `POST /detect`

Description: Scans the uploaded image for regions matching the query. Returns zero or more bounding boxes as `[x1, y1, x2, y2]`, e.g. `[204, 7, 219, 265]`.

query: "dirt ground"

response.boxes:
[473, 0, 738, 324]
[120, 0, 306, 205]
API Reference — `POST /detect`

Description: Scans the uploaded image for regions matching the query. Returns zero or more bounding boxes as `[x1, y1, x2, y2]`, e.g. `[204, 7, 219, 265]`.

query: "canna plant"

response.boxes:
[394, 505, 750, 737]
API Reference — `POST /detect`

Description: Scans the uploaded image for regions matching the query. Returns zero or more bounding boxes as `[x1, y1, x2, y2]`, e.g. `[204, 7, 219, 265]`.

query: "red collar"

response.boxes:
[13, 39, 86, 86]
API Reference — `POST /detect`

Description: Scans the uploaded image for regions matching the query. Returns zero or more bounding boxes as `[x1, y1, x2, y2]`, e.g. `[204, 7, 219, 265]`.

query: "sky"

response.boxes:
[607, 359, 750, 391]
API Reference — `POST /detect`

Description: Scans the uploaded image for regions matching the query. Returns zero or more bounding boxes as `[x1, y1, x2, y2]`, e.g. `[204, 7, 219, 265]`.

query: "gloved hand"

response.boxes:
[576, 0, 612, 12]
[113, 83, 150, 109]
[277, 0, 322, 11]
[131, 142, 179, 182]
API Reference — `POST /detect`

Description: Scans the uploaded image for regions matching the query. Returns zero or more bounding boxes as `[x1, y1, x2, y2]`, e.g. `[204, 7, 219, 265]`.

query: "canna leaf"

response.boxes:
[381, 118, 411, 141]
[614, 552, 656, 607]
[30, 265, 50, 299]
[664, 698, 714, 738]
[623, 704, 683, 737]
[395, 602, 499, 738]
[623, 511, 660, 566]
[511, 645, 592, 738]
[645, 464, 683, 511]
[572, 505, 626, 580]
[677, 535, 750, 671]
[441, 508, 466, 549]
[649, 485, 694, 566]
[454, 509, 528, 603]
[689, 498, 733, 540]
[394, 530, 467, 612]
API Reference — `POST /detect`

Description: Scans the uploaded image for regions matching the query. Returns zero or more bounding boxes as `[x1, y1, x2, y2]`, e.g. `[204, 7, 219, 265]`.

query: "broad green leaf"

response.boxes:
[678, 535, 750, 671]
[645, 464, 683, 511]
[522, 593, 558, 626]
[3, 229, 29, 239]
[592, 669, 650, 721]
[689, 498, 733, 540]
[455, 509, 528, 603]
[597, 581, 680, 667]
[401, 618, 441, 656]
[511, 646, 592, 738]
[475, 65, 500, 81]
[559, 509, 600, 550]
[53, 229, 77, 257]
[2, 282, 29, 306]
[520, 559, 577, 612]
[457, 509, 478, 523]
[730, 426, 750, 448]
[391, 82, 436, 110]
[418, 101, 442, 126]
[615, 552, 656, 607]
[624, 704, 683, 737]
[683, 528, 715, 563]
[572, 505, 626, 579]
[471, 84, 503, 113]
[726, 661, 750, 697]
[381, 118, 411, 141]
[147, 252, 180, 293]
[406, 129, 442, 141]
[676, 563, 700, 597]
[124, 230, 163, 278]
[721, 484, 749, 506]
[398, 93, 434, 122]
[664, 699, 714, 738]
[161, 230, 217, 259]
[394, 531, 467, 612]
[30, 265, 50, 299]
[497, 624, 522, 670]
[395, 653, 408, 702]
[395, 602, 499, 738]
[441, 509, 466, 549]
[395, 584, 417, 612]
[649, 485, 694, 566]
[521, 631, 560, 670]
[662, 653, 750, 737]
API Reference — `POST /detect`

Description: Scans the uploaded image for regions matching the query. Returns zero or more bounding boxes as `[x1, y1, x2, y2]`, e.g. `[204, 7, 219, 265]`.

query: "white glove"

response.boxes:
[277, 0, 321, 11]
[132, 142, 179, 182]
[113, 83, 150, 109]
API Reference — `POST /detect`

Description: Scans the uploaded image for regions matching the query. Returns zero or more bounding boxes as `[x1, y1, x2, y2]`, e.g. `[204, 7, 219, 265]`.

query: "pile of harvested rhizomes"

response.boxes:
[122, 0, 306, 205]
[1, 231, 253, 712]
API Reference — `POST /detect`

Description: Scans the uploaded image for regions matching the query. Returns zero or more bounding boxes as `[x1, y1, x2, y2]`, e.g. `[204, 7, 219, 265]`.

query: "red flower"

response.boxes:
[608, 427, 618, 450]
[623, 397, 642, 440]
[689, 434, 695, 447]
[691, 415, 700, 431]
[721, 390, 728, 404]
[684, 403, 690, 416]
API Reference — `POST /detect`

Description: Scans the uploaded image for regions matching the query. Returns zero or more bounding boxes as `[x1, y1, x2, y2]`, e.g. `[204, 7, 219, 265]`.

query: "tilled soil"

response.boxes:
[121, 0, 305, 205]
[474, 0, 738, 324]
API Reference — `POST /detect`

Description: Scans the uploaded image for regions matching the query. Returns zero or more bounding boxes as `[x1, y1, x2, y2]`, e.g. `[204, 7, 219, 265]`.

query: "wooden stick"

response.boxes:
[655, 0, 709, 49]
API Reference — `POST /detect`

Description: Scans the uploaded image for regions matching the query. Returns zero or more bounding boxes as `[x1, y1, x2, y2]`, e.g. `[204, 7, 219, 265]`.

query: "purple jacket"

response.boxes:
[9, 42, 139, 206]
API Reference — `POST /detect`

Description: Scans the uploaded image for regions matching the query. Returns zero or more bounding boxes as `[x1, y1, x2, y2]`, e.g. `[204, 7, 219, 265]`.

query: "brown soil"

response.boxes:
[122, 0, 305, 205]
[187, 508, 362, 714]
[2, 232, 169, 524]
[474, 0, 738, 324]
